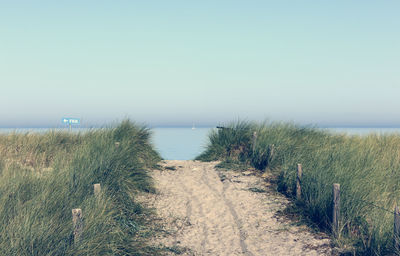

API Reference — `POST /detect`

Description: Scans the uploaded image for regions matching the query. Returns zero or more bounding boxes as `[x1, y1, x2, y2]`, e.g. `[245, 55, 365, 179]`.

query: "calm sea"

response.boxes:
[1, 127, 400, 160]
[151, 128, 214, 160]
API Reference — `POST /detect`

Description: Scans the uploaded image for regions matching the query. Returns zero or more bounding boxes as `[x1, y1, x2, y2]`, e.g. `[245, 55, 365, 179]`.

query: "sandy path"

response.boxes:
[142, 160, 332, 256]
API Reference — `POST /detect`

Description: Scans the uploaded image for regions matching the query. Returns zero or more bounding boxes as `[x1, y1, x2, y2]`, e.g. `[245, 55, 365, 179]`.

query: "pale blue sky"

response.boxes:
[1, 1, 399, 127]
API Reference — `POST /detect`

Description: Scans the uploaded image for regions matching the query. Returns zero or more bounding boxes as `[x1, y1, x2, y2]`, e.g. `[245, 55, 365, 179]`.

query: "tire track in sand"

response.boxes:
[200, 164, 254, 256]
[178, 175, 208, 251]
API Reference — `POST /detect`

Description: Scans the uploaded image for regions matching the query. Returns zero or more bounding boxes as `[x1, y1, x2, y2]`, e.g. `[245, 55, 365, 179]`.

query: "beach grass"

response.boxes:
[0, 120, 162, 255]
[197, 121, 400, 255]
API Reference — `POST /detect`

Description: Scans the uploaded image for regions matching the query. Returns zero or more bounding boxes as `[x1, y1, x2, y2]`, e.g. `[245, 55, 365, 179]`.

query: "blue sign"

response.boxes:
[62, 118, 80, 125]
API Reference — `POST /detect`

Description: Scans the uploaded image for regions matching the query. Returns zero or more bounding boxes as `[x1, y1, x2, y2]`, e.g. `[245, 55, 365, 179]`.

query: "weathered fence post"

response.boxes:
[72, 208, 83, 243]
[252, 132, 257, 152]
[115, 142, 120, 148]
[94, 183, 101, 197]
[269, 144, 275, 160]
[296, 164, 302, 200]
[332, 183, 340, 237]
[394, 205, 400, 250]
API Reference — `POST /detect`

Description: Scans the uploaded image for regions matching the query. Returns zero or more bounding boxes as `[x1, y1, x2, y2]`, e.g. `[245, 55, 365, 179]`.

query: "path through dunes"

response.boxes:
[142, 160, 332, 256]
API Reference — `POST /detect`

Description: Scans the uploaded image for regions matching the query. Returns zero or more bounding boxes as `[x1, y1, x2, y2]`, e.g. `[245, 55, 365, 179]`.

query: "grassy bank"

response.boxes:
[0, 120, 162, 255]
[197, 121, 400, 255]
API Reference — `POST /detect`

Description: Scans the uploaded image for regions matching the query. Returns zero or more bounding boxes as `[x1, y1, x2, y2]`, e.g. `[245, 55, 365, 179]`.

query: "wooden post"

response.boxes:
[296, 164, 302, 200]
[394, 205, 400, 250]
[72, 208, 83, 243]
[252, 132, 257, 152]
[94, 183, 101, 197]
[115, 142, 120, 148]
[332, 183, 340, 237]
[269, 144, 275, 160]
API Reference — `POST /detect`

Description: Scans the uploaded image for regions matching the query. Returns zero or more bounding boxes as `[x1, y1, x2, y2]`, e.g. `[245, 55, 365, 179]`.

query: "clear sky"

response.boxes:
[1, 1, 399, 127]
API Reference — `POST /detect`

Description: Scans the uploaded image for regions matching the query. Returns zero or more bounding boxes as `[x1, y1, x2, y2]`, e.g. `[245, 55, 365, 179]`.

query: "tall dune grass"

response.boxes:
[0, 120, 162, 255]
[197, 121, 400, 255]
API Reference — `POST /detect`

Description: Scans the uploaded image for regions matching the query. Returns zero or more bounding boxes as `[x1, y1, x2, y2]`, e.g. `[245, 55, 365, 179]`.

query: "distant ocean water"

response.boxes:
[151, 128, 214, 160]
[1, 127, 400, 160]
[0, 128, 93, 134]
[321, 127, 400, 135]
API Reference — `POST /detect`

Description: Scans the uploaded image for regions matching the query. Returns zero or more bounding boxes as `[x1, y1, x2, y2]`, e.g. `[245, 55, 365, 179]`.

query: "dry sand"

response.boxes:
[141, 160, 332, 256]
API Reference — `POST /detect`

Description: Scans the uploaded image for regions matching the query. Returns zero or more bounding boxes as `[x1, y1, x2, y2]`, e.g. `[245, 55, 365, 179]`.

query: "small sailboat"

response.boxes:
[192, 122, 196, 130]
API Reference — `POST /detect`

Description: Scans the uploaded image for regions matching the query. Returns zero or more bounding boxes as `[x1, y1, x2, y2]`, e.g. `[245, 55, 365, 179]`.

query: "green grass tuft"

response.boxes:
[0, 120, 162, 255]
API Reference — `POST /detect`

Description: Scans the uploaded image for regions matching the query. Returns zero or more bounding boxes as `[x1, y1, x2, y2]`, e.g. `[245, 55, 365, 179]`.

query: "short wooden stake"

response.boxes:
[332, 183, 340, 237]
[394, 205, 400, 250]
[296, 164, 302, 200]
[94, 183, 101, 197]
[269, 144, 275, 160]
[72, 208, 83, 243]
[252, 131, 257, 152]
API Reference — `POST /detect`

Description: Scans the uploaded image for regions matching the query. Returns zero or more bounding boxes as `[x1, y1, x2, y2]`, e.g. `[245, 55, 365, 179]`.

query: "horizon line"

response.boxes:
[2, 124, 400, 129]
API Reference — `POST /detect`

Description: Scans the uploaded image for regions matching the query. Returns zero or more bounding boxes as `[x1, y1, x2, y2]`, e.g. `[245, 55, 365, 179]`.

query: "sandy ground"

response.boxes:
[141, 160, 332, 256]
